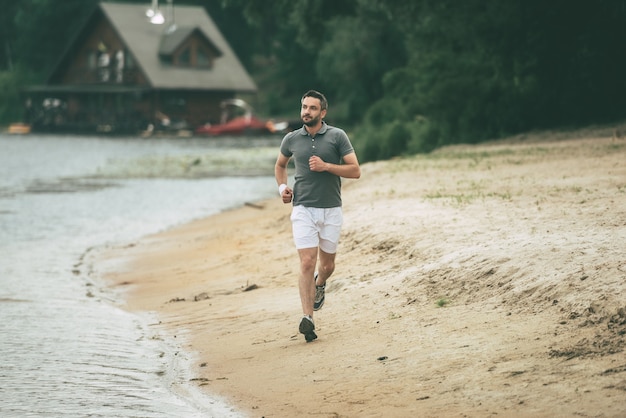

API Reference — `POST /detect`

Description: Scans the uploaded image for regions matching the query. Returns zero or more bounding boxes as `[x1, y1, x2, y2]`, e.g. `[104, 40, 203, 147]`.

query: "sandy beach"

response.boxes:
[89, 127, 626, 417]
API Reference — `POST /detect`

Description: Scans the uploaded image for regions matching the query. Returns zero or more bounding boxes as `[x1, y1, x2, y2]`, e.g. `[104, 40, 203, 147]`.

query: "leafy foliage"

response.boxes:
[225, 0, 626, 161]
[12, 0, 98, 76]
[0, 65, 38, 123]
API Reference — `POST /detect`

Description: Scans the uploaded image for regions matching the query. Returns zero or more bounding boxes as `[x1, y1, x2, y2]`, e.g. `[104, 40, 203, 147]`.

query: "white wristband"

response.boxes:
[278, 184, 288, 196]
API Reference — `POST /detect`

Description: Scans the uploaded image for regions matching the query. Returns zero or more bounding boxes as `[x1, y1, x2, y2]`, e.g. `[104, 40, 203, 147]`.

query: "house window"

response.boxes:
[87, 50, 97, 69]
[197, 47, 210, 67]
[98, 51, 110, 82]
[178, 48, 191, 66]
[115, 50, 124, 83]
[125, 51, 135, 68]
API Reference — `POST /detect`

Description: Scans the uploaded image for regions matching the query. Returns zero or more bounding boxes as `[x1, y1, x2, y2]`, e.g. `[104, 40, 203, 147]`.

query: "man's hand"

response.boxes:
[309, 155, 328, 172]
[281, 187, 293, 204]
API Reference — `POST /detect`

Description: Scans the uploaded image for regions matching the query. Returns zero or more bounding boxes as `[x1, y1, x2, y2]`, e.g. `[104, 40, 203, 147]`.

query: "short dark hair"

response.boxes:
[301, 90, 328, 111]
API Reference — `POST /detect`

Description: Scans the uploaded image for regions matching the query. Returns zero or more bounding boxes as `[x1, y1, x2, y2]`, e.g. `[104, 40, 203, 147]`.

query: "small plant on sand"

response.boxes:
[424, 190, 477, 206]
[388, 312, 402, 319]
[436, 297, 450, 307]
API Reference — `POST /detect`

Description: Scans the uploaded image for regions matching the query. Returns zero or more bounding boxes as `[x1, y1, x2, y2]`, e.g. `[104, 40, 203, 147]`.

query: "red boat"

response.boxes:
[195, 99, 288, 136]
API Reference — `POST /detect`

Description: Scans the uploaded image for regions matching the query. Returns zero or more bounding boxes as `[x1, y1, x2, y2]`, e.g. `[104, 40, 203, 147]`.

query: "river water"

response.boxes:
[0, 133, 281, 417]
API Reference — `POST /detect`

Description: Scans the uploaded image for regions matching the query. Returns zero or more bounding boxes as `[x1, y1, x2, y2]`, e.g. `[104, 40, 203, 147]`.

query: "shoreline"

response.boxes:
[90, 132, 626, 417]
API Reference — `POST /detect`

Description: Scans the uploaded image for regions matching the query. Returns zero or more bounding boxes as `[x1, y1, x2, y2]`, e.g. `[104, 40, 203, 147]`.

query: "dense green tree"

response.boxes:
[0, 0, 20, 71]
[220, 0, 360, 117]
[367, 1, 536, 145]
[0, 0, 99, 124]
[12, 0, 98, 76]
[354, 0, 626, 160]
[316, 4, 407, 122]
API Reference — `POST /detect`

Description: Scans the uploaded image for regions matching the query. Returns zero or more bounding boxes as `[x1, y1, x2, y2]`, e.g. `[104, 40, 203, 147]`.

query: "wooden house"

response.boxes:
[25, 1, 257, 134]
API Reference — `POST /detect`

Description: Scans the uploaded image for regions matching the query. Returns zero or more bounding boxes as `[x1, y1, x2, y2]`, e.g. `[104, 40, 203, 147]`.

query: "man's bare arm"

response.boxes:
[309, 152, 361, 179]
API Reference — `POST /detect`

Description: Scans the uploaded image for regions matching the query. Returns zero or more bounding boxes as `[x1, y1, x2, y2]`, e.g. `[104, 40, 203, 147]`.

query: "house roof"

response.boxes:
[96, 1, 256, 92]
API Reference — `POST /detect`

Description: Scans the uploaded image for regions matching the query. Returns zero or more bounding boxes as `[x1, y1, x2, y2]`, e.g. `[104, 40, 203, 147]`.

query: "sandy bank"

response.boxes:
[89, 129, 626, 417]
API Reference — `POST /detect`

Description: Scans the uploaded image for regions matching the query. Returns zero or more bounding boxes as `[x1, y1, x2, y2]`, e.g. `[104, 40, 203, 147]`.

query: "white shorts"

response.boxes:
[290, 206, 343, 253]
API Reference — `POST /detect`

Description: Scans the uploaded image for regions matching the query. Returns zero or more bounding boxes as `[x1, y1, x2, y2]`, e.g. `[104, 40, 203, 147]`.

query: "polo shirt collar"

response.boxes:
[300, 121, 328, 136]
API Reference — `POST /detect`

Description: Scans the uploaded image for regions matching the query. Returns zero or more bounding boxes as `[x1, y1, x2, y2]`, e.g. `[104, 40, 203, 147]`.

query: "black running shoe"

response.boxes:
[299, 315, 317, 342]
[314, 285, 325, 311]
[313, 272, 325, 311]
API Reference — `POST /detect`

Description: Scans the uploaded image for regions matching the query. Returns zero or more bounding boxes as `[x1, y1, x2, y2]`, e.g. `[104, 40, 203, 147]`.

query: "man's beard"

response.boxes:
[302, 115, 320, 127]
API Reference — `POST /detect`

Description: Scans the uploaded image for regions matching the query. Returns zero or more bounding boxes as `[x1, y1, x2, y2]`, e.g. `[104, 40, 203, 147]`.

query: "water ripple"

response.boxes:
[0, 134, 264, 417]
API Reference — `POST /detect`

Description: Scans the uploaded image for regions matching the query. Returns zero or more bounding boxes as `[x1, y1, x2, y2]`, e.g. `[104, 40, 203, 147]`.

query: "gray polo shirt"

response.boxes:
[280, 122, 355, 208]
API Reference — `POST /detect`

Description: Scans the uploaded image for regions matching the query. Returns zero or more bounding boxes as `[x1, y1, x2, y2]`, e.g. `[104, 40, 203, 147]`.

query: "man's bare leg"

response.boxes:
[297, 247, 318, 317]
[297, 247, 319, 342]
[316, 249, 336, 286]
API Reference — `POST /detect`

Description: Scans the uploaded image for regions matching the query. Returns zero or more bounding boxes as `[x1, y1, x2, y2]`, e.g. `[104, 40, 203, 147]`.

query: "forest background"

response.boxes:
[1, 0, 626, 162]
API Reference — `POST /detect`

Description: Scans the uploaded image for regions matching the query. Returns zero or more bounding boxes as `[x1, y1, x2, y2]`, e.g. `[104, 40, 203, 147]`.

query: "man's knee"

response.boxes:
[321, 260, 335, 275]
[319, 251, 336, 276]
[298, 249, 317, 272]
